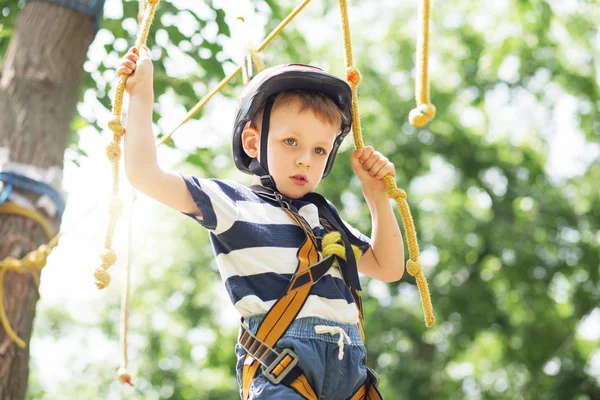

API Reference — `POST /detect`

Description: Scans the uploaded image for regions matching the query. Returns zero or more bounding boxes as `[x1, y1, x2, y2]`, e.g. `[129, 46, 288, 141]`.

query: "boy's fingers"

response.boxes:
[125, 52, 139, 62]
[358, 146, 374, 163]
[362, 152, 380, 170]
[124, 60, 136, 70]
[376, 162, 395, 179]
[369, 158, 387, 176]
[117, 66, 133, 76]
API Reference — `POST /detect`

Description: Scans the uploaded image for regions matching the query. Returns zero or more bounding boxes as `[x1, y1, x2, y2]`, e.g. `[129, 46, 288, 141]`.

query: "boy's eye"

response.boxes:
[284, 138, 297, 146]
[314, 147, 326, 155]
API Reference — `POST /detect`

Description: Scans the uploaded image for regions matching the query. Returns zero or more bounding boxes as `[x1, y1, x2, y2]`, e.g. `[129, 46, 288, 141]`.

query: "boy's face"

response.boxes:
[248, 98, 339, 199]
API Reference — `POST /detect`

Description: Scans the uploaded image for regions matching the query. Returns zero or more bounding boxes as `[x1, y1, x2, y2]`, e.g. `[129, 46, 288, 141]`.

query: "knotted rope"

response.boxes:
[408, 0, 436, 127]
[95, 0, 159, 291]
[338, 0, 435, 327]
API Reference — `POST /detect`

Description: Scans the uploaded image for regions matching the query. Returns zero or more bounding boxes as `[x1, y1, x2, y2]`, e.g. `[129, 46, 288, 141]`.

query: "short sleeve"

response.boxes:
[342, 219, 371, 255]
[181, 176, 240, 233]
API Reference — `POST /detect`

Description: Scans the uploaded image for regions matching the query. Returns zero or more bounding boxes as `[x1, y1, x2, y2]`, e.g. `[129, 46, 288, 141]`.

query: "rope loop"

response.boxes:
[2, 257, 21, 272]
[406, 259, 422, 277]
[408, 103, 436, 128]
[322, 231, 362, 269]
[346, 66, 361, 86]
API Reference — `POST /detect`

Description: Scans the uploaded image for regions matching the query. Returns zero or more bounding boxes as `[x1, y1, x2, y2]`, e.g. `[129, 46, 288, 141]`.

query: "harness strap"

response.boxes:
[241, 206, 321, 400]
[347, 369, 383, 400]
[241, 187, 381, 399]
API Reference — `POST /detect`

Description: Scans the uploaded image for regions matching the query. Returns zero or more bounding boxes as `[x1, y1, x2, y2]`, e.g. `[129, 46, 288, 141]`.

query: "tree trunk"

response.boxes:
[0, 2, 96, 398]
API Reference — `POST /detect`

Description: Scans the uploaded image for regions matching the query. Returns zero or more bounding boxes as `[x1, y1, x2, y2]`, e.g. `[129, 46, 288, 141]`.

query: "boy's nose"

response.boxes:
[295, 152, 311, 168]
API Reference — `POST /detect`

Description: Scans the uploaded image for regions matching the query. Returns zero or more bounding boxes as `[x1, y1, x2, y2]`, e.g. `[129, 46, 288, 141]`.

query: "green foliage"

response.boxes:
[3, 0, 598, 399]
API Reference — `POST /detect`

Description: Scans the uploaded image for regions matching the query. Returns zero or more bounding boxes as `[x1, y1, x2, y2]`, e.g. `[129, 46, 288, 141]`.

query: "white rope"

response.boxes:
[314, 325, 352, 360]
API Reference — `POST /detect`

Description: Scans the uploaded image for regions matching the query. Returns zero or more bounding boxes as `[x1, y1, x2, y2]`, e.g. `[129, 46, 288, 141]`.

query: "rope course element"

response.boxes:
[234, 16, 266, 86]
[156, 0, 313, 147]
[408, 0, 436, 128]
[337, 0, 435, 327]
[95, 0, 159, 291]
[0, 199, 100, 348]
[0, 202, 58, 348]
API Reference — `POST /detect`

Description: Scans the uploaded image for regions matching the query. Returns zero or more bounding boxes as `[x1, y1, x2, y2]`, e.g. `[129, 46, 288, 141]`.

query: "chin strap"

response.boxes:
[247, 95, 277, 190]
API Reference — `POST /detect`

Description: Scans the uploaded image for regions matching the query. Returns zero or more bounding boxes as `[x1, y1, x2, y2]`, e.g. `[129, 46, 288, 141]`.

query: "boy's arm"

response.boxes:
[120, 46, 200, 216]
[350, 146, 405, 282]
[358, 188, 405, 282]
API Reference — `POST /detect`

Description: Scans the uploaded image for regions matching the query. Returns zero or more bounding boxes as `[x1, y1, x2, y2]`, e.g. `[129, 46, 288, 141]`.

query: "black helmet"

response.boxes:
[232, 64, 353, 188]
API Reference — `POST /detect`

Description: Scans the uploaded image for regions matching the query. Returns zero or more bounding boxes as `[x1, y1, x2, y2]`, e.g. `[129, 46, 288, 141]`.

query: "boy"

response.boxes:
[119, 46, 404, 399]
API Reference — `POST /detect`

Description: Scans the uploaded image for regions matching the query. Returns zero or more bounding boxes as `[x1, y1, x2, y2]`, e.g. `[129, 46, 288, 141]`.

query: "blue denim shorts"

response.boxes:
[235, 315, 368, 399]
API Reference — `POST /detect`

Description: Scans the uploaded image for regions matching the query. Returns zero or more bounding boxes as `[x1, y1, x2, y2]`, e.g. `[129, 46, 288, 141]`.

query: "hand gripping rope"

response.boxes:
[338, 0, 435, 327]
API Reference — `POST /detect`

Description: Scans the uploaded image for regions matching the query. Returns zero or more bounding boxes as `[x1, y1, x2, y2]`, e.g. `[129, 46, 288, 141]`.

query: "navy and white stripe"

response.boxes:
[182, 176, 371, 324]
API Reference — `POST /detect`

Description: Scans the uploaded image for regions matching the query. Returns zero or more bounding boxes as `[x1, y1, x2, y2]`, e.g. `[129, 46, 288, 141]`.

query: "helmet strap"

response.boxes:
[248, 95, 277, 191]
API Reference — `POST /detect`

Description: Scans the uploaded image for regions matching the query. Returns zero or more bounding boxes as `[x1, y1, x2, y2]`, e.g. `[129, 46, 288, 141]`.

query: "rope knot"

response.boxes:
[106, 142, 122, 162]
[388, 188, 407, 201]
[118, 367, 133, 386]
[408, 103, 436, 128]
[108, 196, 124, 219]
[23, 252, 45, 271]
[407, 259, 422, 276]
[101, 249, 117, 266]
[346, 66, 361, 86]
[108, 118, 126, 137]
[94, 267, 111, 289]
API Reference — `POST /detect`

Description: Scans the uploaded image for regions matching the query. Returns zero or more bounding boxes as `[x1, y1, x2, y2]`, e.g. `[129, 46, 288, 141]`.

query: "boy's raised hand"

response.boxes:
[117, 45, 153, 95]
[351, 146, 396, 192]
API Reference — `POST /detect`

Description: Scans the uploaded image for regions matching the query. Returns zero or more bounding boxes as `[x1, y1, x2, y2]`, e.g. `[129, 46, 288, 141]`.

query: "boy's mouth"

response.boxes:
[290, 174, 308, 186]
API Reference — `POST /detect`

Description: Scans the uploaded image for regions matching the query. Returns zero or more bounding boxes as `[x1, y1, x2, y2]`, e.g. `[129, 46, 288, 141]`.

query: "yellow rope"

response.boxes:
[0, 202, 59, 348]
[322, 232, 362, 268]
[0, 201, 54, 240]
[156, 0, 313, 147]
[408, 0, 436, 128]
[337, 0, 434, 327]
[95, 0, 159, 291]
[117, 192, 135, 387]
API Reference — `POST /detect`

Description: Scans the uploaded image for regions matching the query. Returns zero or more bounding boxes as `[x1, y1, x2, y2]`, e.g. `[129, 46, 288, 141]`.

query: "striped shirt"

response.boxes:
[182, 176, 371, 325]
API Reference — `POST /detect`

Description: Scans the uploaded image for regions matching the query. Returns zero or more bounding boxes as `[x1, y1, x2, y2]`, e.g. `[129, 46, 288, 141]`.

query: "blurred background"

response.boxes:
[0, 0, 599, 399]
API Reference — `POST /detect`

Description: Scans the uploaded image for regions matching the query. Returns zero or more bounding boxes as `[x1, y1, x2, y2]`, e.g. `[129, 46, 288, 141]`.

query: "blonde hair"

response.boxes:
[250, 90, 344, 132]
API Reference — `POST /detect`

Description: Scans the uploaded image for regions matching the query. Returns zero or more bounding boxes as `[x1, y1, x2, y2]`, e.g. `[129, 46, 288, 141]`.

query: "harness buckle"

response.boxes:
[263, 348, 299, 384]
[274, 192, 292, 210]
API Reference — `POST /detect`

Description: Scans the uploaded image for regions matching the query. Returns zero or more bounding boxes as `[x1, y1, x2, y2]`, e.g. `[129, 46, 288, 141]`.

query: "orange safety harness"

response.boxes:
[239, 187, 383, 399]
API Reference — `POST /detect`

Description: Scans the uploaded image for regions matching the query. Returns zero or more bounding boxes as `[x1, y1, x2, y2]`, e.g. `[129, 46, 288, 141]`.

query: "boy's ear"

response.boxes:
[241, 126, 260, 159]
